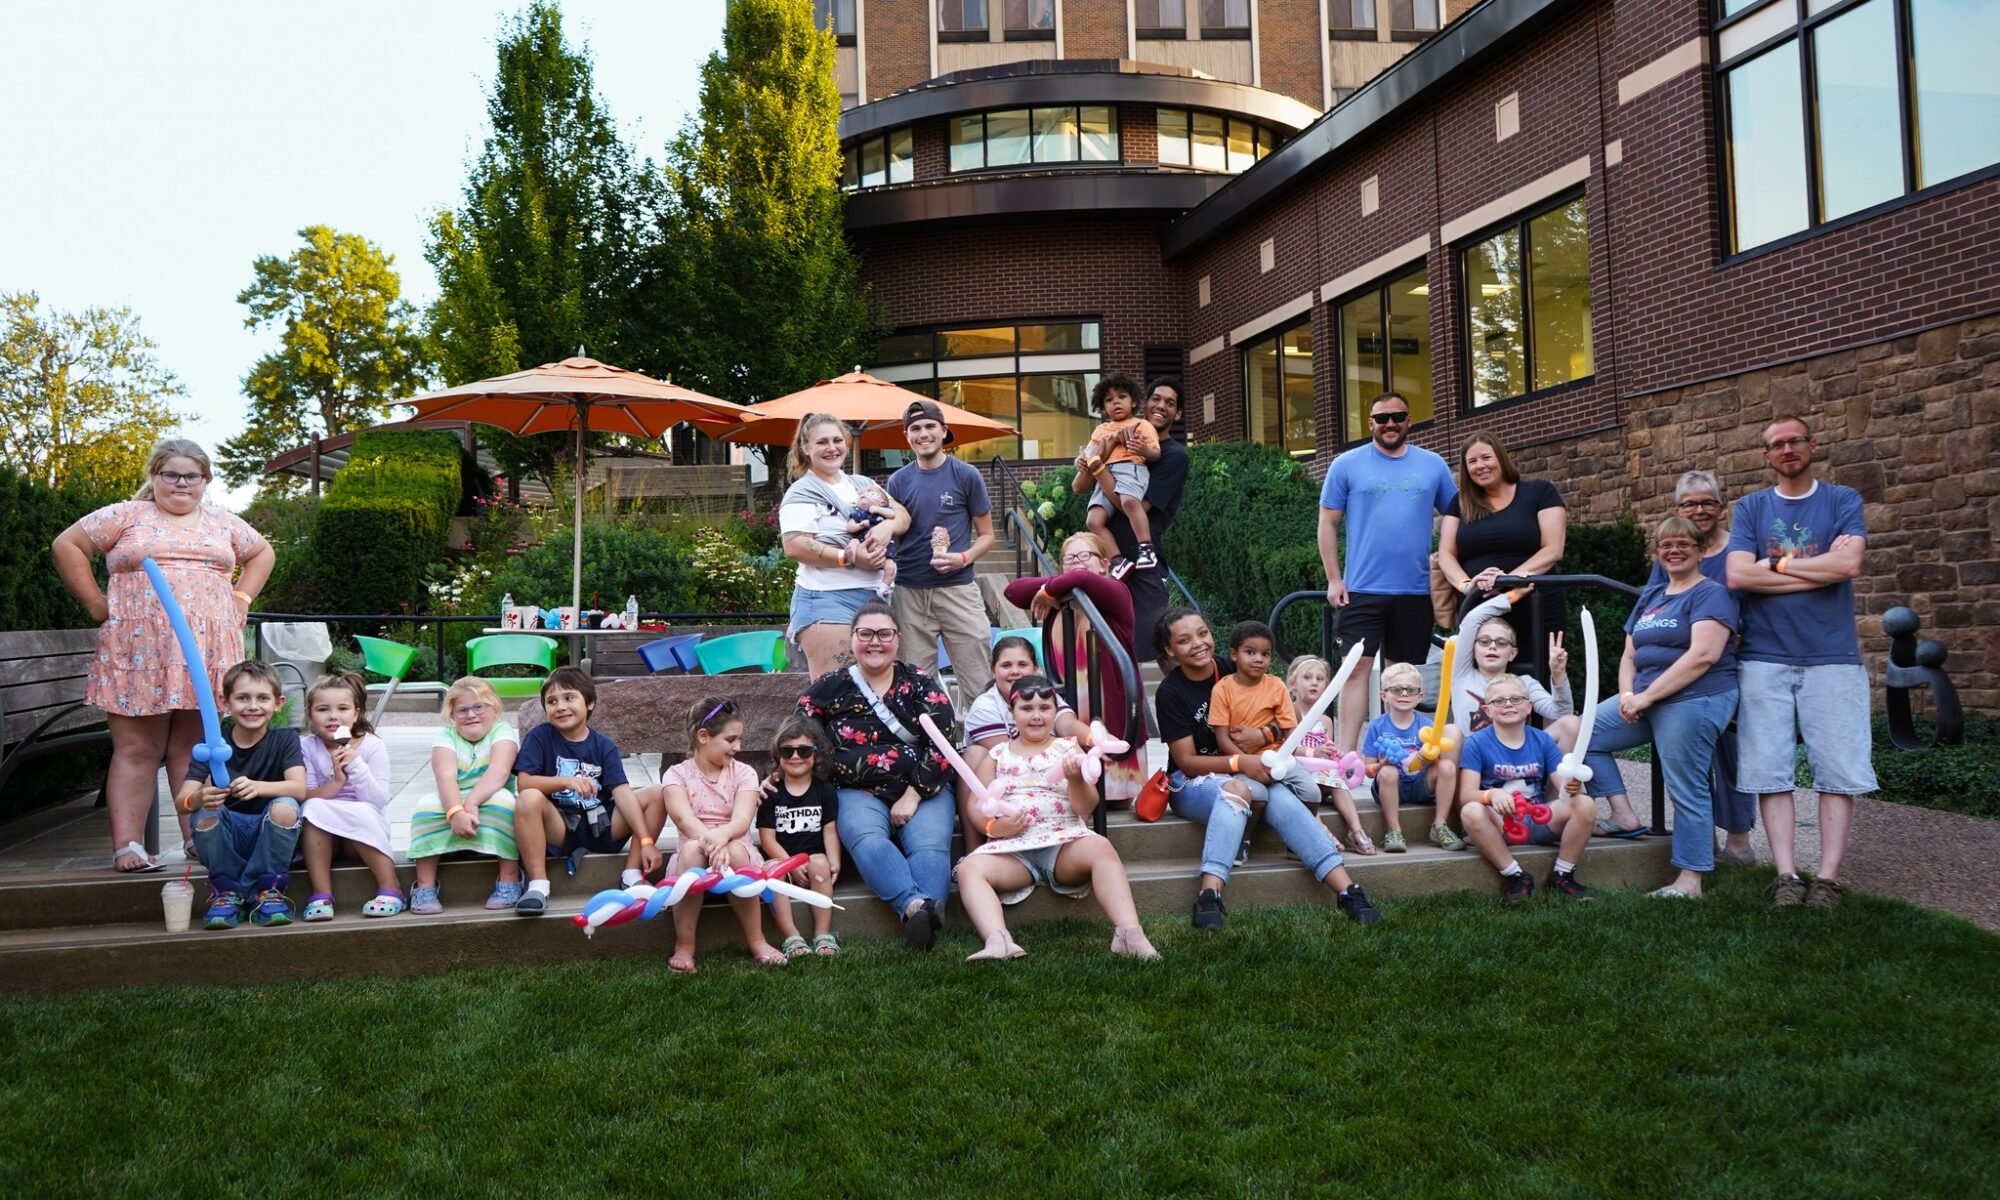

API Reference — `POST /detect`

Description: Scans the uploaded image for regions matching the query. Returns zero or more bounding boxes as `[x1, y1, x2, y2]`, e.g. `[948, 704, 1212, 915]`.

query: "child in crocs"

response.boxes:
[173, 661, 308, 930]
[298, 672, 403, 920]
[756, 715, 843, 958]
[408, 677, 523, 914]
[512, 668, 664, 917]
[1361, 662, 1464, 854]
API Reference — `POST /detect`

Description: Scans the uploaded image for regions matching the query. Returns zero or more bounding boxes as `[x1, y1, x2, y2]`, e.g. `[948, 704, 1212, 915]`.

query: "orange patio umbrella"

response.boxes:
[714, 370, 1019, 459]
[406, 356, 750, 617]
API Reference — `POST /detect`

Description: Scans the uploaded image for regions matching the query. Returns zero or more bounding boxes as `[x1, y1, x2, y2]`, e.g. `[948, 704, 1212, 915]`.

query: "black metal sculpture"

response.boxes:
[1880, 606, 1964, 750]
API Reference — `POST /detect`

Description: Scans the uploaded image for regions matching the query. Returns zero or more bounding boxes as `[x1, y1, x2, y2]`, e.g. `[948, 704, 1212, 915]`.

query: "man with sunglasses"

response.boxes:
[1318, 392, 1459, 750]
[1725, 415, 1874, 910]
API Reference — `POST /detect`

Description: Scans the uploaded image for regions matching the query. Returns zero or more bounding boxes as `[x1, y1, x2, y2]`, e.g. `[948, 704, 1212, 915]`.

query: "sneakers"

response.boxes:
[1109, 556, 1133, 580]
[1191, 888, 1227, 931]
[903, 898, 941, 951]
[1233, 837, 1251, 868]
[203, 887, 247, 930]
[251, 887, 294, 927]
[1429, 823, 1467, 852]
[1500, 871, 1534, 903]
[1380, 828, 1408, 854]
[1767, 874, 1808, 908]
[1133, 542, 1159, 571]
[515, 887, 547, 917]
[486, 880, 524, 910]
[409, 885, 443, 915]
[1337, 884, 1382, 924]
[1545, 870, 1591, 901]
[1803, 877, 1844, 910]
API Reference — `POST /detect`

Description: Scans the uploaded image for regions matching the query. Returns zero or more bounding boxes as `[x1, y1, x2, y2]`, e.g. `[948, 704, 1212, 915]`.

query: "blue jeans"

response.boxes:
[1167, 770, 1343, 884]
[192, 804, 302, 890]
[836, 785, 956, 915]
[1710, 725, 1757, 835]
[1582, 689, 1738, 873]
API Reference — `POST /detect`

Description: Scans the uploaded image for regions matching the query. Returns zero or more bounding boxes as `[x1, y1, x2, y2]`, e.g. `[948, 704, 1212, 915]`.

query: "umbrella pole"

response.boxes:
[573, 401, 587, 627]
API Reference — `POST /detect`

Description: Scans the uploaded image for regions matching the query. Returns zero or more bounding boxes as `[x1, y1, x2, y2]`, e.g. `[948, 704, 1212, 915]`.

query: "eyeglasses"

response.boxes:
[1384, 686, 1423, 697]
[1764, 436, 1812, 453]
[155, 471, 206, 486]
[1062, 551, 1103, 566]
[1473, 636, 1516, 649]
[1371, 412, 1411, 425]
[1657, 540, 1699, 553]
[776, 744, 816, 760]
[1485, 694, 1530, 708]
[854, 627, 898, 643]
[451, 704, 492, 719]
[1677, 499, 1721, 511]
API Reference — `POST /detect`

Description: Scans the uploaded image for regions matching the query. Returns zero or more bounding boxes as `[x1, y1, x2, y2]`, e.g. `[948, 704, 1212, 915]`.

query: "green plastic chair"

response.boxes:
[992, 626, 1046, 667]
[354, 635, 441, 725]
[694, 630, 788, 675]
[464, 634, 560, 699]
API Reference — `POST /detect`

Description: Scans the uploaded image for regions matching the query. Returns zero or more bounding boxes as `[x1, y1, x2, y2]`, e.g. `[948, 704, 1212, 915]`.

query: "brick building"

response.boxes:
[831, 0, 2000, 709]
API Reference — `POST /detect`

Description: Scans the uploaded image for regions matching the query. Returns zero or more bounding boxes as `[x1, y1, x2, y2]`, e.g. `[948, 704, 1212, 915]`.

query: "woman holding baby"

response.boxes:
[780, 413, 912, 677]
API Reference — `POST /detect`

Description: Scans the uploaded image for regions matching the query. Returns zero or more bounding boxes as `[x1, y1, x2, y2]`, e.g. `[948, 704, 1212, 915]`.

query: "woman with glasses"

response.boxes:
[1438, 432, 1567, 676]
[52, 438, 275, 873]
[1577, 515, 1741, 899]
[1001, 532, 1144, 804]
[797, 600, 959, 949]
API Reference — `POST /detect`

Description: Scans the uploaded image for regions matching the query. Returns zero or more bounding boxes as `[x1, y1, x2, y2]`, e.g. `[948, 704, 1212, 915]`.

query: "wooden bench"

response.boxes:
[0, 628, 112, 804]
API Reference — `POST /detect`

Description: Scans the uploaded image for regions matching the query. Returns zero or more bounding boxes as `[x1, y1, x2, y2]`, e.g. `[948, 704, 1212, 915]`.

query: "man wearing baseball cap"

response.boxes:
[886, 399, 996, 702]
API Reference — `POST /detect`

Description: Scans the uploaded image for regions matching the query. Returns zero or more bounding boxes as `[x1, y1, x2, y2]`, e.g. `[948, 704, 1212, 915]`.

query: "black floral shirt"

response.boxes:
[798, 662, 957, 803]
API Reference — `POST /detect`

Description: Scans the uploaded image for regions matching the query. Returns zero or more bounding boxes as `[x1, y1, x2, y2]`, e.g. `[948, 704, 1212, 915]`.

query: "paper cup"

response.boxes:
[162, 879, 194, 933]
[509, 605, 540, 630]
[556, 606, 580, 631]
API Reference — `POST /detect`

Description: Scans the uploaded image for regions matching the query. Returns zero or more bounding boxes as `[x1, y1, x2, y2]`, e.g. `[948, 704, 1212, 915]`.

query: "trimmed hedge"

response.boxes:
[1870, 715, 2000, 820]
[0, 465, 114, 630]
[309, 430, 461, 614]
[487, 522, 704, 616]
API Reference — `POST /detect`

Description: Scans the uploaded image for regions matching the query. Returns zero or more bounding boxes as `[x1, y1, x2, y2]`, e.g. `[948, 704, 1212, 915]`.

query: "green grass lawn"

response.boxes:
[5, 870, 1998, 1199]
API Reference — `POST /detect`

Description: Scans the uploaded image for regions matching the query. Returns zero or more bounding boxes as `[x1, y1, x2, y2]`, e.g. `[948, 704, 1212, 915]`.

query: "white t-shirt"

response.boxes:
[779, 470, 884, 593]
[963, 684, 1074, 746]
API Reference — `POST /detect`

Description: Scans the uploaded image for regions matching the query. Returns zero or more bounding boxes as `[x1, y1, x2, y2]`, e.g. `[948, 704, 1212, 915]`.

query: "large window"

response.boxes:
[1719, 0, 2000, 253]
[1331, 0, 1376, 38]
[1242, 318, 1316, 457]
[866, 322, 1103, 461]
[940, 0, 988, 40]
[1334, 266, 1433, 444]
[950, 107, 1118, 171]
[841, 129, 915, 190]
[1461, 195, 1594, 409]
[1391, 0, 1441, 36]
[1005, 0, 1056, 38]
[814, 0, 856, 43]
[1201, 0, 1251, 37]
[1156, 109, 1277, 172]
[1138, 0, 1188, 37]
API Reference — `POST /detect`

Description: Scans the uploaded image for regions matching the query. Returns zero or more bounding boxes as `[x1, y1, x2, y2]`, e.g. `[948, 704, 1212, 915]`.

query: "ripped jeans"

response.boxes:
[1166, 769, 1342, 884]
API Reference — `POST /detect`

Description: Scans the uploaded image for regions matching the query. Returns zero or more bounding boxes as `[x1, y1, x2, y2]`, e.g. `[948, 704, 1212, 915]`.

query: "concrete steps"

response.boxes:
[0, 800, 1672, 993]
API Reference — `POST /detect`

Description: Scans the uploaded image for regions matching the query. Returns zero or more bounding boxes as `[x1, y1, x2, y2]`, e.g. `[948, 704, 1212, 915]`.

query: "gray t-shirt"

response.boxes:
[887, 456, 991, 590]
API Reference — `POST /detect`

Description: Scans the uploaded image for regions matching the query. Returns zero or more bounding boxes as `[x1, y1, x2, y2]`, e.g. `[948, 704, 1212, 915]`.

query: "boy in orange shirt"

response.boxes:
[1207, 622, 1323, 866]
[1072, 374, 1162, 573]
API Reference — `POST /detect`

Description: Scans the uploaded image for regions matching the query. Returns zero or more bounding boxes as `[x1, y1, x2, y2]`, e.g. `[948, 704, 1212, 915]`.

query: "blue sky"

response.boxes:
[0, 0, 727, 504]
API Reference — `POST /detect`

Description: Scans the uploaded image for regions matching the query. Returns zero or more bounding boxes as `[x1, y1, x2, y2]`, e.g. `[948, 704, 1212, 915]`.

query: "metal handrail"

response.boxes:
[990, 454, 1202, 609]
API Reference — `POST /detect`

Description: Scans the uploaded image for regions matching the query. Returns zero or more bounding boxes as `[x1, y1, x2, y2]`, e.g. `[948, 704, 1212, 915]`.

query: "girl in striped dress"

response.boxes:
[408, 677, 522, 913]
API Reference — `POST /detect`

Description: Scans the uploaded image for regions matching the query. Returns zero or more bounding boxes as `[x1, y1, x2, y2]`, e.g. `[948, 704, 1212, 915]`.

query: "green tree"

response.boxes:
[0, 290, 187, 494]
[649, 0, 874, 419]
[424, 1, 649, 487]
[216, 226, 427, 486]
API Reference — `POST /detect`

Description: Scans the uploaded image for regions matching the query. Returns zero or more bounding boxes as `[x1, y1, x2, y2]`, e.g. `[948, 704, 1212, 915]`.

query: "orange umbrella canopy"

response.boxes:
[716, 371, 1018, 450]
[405, 356, 749, 436]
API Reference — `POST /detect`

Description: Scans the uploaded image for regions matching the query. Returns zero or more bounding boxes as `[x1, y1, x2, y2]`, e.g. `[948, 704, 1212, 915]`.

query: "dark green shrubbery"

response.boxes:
[1163, 443, 1325, 645]
[307, 430, 461, 614]
[487, 522, 704, 616]
[0, 466, 115, 631]
[1554, 515, 1650, 693]
[1872, 714, 2000, 820]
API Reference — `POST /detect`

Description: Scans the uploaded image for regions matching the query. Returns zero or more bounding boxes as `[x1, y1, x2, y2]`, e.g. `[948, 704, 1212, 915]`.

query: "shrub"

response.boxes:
[0, 465, 114, 630]
[1162, 443, 1323, 635]
[238, 489, 324, 613]
[486, 522, 702, 615]
[309, 430, 461, 615]
[1871, 714, 2000, 820]
[1553, 515, 1650, 694]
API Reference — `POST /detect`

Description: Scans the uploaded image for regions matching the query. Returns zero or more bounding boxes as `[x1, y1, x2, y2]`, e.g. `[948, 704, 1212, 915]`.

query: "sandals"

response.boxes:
[114, 842, 163, 873]
[303, 894, 336, 922]
[409, 885, 443, 915]
[362, 891, 406, 918]
[485, 880, 524, 910]
[813, 933, 841, 957]
[1593, 819, 1648, 839]
[1348, 827, 1378, 856]
[1649, 886, 1699, 900]
[780, 935, 812, 960]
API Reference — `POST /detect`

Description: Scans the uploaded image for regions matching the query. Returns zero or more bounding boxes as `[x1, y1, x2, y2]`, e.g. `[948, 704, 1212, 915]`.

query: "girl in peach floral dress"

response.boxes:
[959, 675, 1158, 962]
[52, 439, 274, 872]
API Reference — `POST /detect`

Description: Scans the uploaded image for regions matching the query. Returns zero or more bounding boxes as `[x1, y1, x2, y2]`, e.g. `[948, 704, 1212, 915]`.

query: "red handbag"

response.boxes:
[1134, 768, 1172, 822]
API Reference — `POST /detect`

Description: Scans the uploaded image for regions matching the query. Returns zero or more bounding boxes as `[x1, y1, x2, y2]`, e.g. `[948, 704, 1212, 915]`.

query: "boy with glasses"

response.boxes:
[1457, 674, 1594, 900]
[1361, 662, 1465, 851]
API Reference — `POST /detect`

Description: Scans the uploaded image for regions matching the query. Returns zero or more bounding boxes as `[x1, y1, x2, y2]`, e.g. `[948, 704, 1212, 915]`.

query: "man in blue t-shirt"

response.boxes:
[888, 400, 996, 703]
[1725, 415, 1875, 911]
[1318, 391, 1459, 750]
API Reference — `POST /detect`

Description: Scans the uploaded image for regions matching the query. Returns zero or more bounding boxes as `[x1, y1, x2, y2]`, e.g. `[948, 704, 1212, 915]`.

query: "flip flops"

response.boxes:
[113, 842, 163, 873]
[1593, 820, 1648, 839]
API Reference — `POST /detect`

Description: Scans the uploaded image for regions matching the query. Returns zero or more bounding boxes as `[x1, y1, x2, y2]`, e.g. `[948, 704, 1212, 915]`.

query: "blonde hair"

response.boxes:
[787, 412, 851, 480]
[441, 676, 501, 718]
[1285, 654, 1330, 702]
[1483, 672, 1528, 701]
[1380, 662, 1422, 691]
[132, 438, 212, 501]
[1060, 530, 1112, 566]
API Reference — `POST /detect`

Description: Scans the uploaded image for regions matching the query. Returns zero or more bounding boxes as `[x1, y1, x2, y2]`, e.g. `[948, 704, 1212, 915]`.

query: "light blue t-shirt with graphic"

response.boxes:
[1725, 481, 1866, 666]
[1318, 442, 1459, 595]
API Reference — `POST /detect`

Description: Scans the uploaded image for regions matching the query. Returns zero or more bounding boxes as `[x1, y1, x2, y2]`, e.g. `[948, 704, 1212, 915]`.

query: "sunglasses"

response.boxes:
[1010, 683, 1060, 702]
[1371, 412, 1410, 425]
[776, 744, 816, 760]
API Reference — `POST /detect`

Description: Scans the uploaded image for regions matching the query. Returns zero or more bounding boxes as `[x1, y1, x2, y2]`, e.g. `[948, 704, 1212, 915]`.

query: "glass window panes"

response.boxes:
[1245, 336, 1282, 450]
[1719, 0, 1800, 59]
[1080, 107, 1117, 161]
[1337, 266, 1432, 445]
[1391, 0, 1440, 29]
[938, 327, 1016, 358]
[1333, 0, 1375, 30]
[841, 149, 859, 189]
[859, 138, 887, 189]
[1257, 126, 1276, 161]
[888, 129, 915, 184]
[1338, 291, 1383, 445]
[1138, 0, 1187, 27]
[1725, 48, 1810, 250]
[940, 0, 988, 33]
[986, 109, 1032, 167]
[1157, 108, 1190, 166]
[1019, 322, 1099, 352]
[1191, 112, 1227, 171]
[1201, 0, 1250, 27]
[874, 332, 933, 363]
[1465, 226, 1527, 409]
[815, 0, 856, 36]
[1282, 325, 1317, 453]
[1032, 107, 1079, 162]
[1386, 270, 1434, 427]
[1020, 374, 1096, 461]
[1911, 0, 2000, 188]
[939, 378, 1020, 463]
[1226, 118, 1257, 172]
[1813, 0, 1904, 220]
[951, 116, 985, 172]
[1527, 200, 1594, 391]
[1006, 0, 1055, 29]
[1243, 320, 1314, 455]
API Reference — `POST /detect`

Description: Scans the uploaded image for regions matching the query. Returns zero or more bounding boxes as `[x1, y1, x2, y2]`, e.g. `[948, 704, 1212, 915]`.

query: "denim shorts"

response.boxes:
[1372, 765, 1434, 806]
[1736, 661, 1878, 796]
[553, 807, 628, 857]
[966, 839, 1095, 905]
[789, 585, 876, 640]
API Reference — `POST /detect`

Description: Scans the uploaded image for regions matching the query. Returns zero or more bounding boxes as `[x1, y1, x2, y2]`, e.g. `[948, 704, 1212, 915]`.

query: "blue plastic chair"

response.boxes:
[694, 630, 788, 675]
[935, 638, 953, 672]
[992, 626, 1045, 667]
[638, 634, 704, 675]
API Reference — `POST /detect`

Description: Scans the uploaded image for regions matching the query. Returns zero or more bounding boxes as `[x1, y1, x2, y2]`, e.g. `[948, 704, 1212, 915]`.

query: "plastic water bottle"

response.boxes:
[625, 594, 639, 630]
[501, 591, 514, 628]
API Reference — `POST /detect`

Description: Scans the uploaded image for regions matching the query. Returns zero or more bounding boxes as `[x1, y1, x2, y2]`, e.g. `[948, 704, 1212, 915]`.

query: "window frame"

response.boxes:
[939, 0, 990, 43]
[1330, 0, 1378, 40]
[815, 0, 858, 46]
[1002, 0, 1058, 41]
[1200, 0, 1253, 39]
[1238, 313, 1318, 459]
[1713, 0, 2000, 261]
[841, 128, 916, 190]
[1153, 107, 1276, 172]
[1138, 0, 1190, 38]
[948, 106, 1122, 173]
[1453, 191, 1596, 416]
[1328, 261, 1436, 449]
[1388, 0, 1442, 40]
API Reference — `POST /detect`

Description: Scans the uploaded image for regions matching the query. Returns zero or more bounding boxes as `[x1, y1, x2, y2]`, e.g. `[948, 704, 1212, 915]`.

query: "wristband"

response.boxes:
[444, 805, 466, 820]
[985, 818, 999, 837]
[1775, 555, 1791, 575]
[639, 836, 655, 847]
[958, 552, 968, 568]
[1229, 754, 1240, 773]
[232, 590, 253, 604]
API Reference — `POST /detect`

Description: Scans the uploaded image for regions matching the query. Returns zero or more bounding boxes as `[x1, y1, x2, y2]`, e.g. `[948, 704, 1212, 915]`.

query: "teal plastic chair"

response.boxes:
[353, 635, 441, 725]
[463, 634, 560, 700]
[992, 626, 1045, 667]
[694, 630, 787, 675]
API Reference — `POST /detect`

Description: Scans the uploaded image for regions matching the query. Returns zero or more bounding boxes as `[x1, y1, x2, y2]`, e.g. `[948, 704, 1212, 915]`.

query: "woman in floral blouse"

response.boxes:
[797, 599, 958, 950]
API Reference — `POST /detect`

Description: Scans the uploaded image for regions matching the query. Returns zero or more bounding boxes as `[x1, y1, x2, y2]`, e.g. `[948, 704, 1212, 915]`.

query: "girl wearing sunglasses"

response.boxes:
[756, 716, 843, 957]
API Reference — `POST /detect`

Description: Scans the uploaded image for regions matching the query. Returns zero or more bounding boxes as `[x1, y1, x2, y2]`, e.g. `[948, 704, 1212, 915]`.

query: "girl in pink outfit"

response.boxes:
[299, 673, 401, 920]
[958, 675, 1158, 963]
[653, 696, 779, 972]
